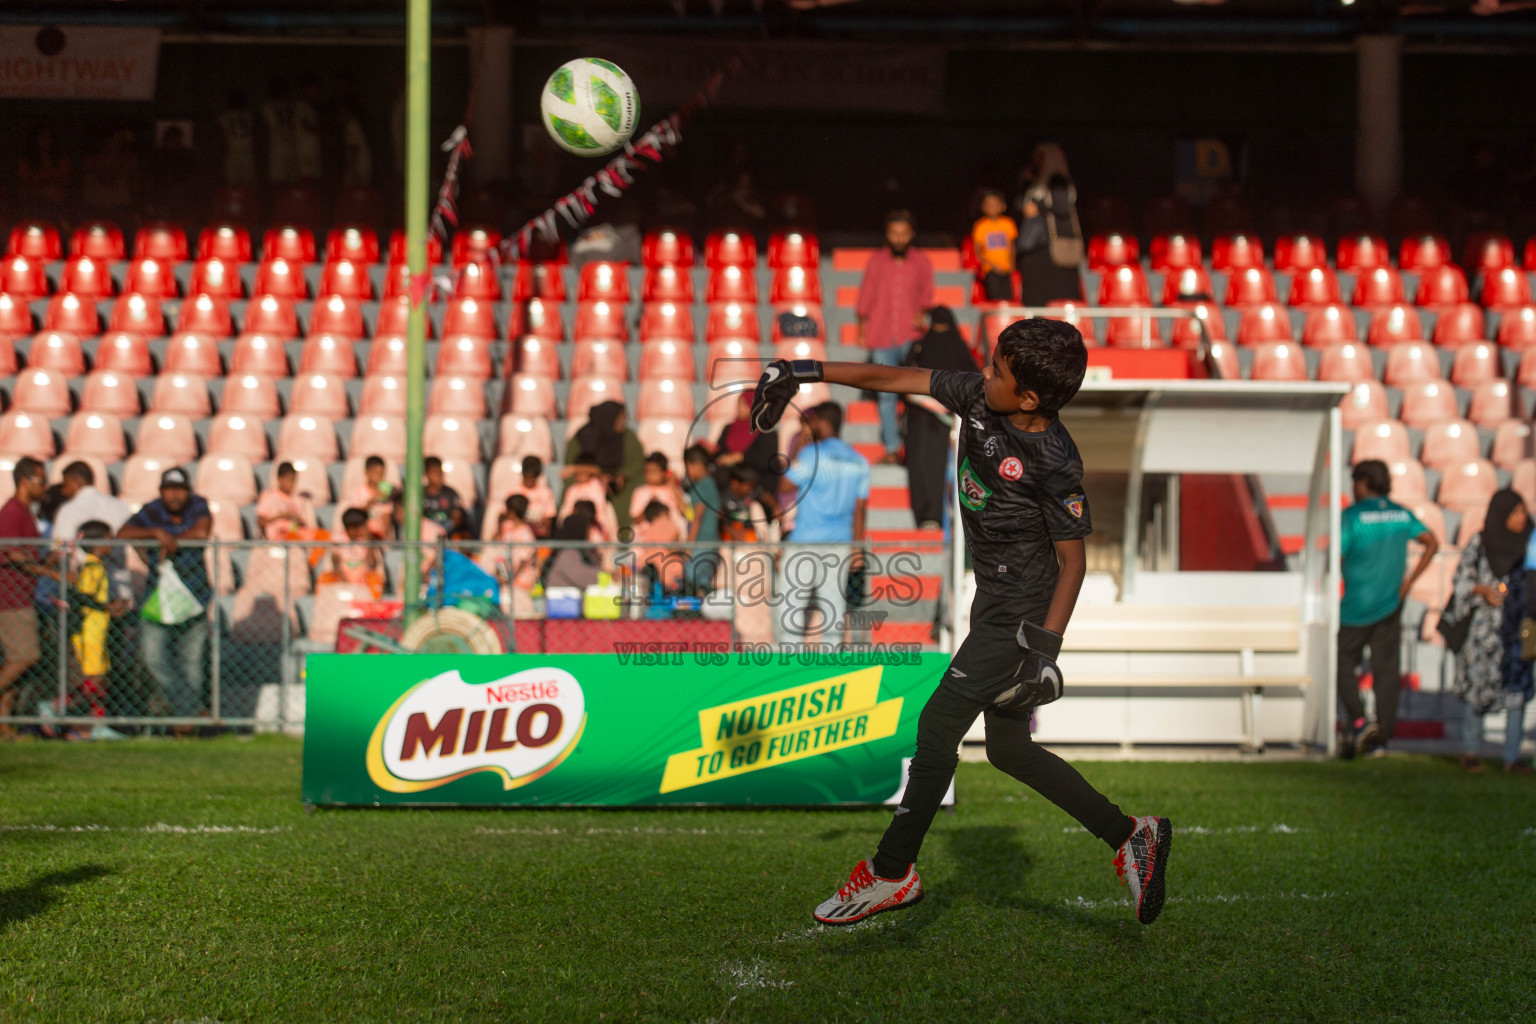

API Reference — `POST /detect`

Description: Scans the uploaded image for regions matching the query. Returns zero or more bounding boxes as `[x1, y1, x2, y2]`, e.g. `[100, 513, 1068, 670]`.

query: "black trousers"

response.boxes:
[1337, 609, 1402, 742]
[904, 409, 949, 526]
[872, 607, 1132, 877]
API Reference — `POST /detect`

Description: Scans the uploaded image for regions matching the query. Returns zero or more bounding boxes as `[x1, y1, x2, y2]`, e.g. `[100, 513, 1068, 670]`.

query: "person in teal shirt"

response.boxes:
[1338, 460, 1440, 758]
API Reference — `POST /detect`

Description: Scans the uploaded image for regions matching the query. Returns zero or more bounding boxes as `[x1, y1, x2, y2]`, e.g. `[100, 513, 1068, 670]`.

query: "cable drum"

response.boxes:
[398, 607, 506, 654]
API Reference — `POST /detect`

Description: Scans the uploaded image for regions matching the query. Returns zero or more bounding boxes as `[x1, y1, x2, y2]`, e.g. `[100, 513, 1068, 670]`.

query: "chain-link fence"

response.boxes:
[0, 533, 947, 735]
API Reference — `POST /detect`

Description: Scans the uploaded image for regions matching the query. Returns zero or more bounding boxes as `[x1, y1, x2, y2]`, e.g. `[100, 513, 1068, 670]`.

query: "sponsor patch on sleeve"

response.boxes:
[1063, 493, 1085, 518]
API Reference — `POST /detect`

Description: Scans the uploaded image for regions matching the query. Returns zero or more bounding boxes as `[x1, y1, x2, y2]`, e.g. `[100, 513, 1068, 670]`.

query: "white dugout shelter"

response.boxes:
[954, 380, 1351, 754]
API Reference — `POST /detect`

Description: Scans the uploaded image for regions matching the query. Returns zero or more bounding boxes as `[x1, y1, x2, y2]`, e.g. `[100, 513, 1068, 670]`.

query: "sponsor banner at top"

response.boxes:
[0, 27, 161, 100]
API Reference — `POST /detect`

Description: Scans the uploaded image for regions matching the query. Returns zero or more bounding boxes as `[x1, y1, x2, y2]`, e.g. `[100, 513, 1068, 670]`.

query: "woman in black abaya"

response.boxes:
[902, 307, 975, 529]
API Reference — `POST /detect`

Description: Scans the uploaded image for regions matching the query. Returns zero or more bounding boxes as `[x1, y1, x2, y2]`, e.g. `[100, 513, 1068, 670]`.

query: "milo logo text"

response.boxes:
[958, 457, 992, 511]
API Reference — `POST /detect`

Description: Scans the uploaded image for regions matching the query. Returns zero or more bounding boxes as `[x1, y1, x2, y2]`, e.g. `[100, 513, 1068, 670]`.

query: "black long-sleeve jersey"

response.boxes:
[928, 370, 1093, 612]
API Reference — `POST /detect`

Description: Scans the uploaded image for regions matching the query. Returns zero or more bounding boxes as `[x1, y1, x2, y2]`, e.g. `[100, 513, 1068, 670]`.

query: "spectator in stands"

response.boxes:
[216, 90, 259, 188]
[261, 77, 298, 186]
[1015, 143, 1084, 305]
[15, 123, 71, 225]
[118, 468, 212, 726]
[559, 454, 620, 542]
[481, 495, 539, 615]
[420, 457, 465, 534]
[352, 456, 397, 539]
[682, 445, 722, 593]
[390, 493, 446, 576]
[63, 521, 125, 738]
[777, 402, 869, 644]
[506, 456, 556, 537]
[319, 508, 384, 598]
[715, 390, 782, 497]
[0, 458, 61, 737]
[567, 401, 646, 530]
[720, 467, 777, 544]
[1447, 489, 1534, 774]
[1338, 460, 1440, 759]
[257, 462, 320, 542]
[629, 453, 689, 536]
[634, 499, 686, 593]
[545, 506, 604, 590]
[54, 461, 132, 603]
[857, 211, 935, 464]
[903, 306, 974, 529]
[971, 189, 1018, 301]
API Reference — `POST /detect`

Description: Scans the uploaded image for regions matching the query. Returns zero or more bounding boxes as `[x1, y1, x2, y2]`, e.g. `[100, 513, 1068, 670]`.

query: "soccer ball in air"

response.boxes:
[540, 58, 640, 157]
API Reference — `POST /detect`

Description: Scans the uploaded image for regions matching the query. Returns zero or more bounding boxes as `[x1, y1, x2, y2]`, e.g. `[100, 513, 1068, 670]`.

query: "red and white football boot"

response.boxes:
[1114, 815, 1172, 925]
[812, 860, 923, 925]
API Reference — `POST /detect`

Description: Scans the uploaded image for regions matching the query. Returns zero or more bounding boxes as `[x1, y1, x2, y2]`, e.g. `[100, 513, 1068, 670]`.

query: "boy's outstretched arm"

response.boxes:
[1043, 538, 1087, 635]
[819, 361, 934, 396]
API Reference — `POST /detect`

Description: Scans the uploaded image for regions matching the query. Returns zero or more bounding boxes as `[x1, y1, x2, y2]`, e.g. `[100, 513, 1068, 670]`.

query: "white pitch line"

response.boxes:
[0, 823, 289, 834]
[1061, 823, 1309, 836]
[1063, 890, 1349, 911]
[473, 826, 767, 836]
[720, 958, 795, 990]
[773, 915, 896, 943]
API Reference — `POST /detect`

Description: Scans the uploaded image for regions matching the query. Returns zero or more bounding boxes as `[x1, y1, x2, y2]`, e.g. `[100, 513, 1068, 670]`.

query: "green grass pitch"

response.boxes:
[2, 737, 1533, 1023]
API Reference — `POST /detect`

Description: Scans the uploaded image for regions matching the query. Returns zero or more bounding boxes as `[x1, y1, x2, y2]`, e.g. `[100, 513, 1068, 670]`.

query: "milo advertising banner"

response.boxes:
[303, 653, 950, 806]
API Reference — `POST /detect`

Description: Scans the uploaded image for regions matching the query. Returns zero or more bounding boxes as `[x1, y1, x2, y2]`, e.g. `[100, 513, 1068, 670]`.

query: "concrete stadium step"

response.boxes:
[868, 486, 911, 509]
[868, 527, 944, 543]
[869, 574, 942, 601]
[864, 620, 939, 646]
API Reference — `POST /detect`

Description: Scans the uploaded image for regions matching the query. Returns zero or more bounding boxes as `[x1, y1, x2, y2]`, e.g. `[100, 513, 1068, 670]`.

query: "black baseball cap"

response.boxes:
[160, 468, 190, 489]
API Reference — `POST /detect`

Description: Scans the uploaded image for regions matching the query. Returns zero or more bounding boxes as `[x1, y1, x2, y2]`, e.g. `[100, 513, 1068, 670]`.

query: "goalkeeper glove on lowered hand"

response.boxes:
[750, 359, 824, 433]
[992, 620, 1065, 718]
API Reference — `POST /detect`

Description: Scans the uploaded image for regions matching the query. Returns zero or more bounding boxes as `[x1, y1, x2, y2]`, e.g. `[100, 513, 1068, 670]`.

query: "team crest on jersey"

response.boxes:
[958, 457, 992, 511]
[1063, 493, 1085, 518]
[999, 457, 1023, 480]
[983, 436, 1000, 457]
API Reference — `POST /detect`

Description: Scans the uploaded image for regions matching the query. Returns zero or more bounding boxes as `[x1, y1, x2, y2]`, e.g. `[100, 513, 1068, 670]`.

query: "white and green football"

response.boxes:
[540, 58, 640, 157]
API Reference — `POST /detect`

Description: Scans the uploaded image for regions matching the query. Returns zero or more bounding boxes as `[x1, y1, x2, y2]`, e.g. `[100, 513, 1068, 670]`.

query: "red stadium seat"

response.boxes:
[1367, 305, 1423, 346]
[507, 336, 561, 380]
[1045, 301, 1101, 345]
[318, 258, 373, 301]
[150, 373, 213, 418]
[1514, 462, 1536, 513]
[1224, 267, 1278, 307]
[441, 297, 497, 339]
[1301, 305, 1358, 347]
[178, 294, 234, 337]
[12, 368, 72, 417]
[0, 293, 33, 334]
[1467, 235, 1515, 274]
[705, 338, 762, 386]
[1105, 317, 1164, 348]
[95, 332, 153, 377]
[253, 258, 308, 300]
[706, 302, 758, 343]
[70, 222, 125, 261]
[304, 295, 362, 340]
[1384, 341, 1443, 387]
[374, 296, 430, 337]
[1288, 267, 1342, 307]
[1525, 239, 1536, 273]
[704, 231, 757, 269]
[1499, 306, 1536, 348]
[570, 339, 629, 382]
[8, 222, 61, 261]
[451, 227, 502, 268]
[1352, 267, 1407, 307]
[0, 338, 17, 376]
[509, 261, 566, 302]
[642, 264, 694, 304]
[1250, 341, 1309, 381]
[577, 261, 631, 303]
[1492, 419, 1533, 469]
[277, 415, 339, 463]
[428, 376, 487, 418]
[1430, 304, 1485, 347]
[572, 301, 628, 341]
[0, 412, 55, 459]
[706, 265, 758, 304]
[1399, 234, 1451, 272]
[1352, 419, 1411, 463]
[1204, 339, 1241, 380]
[1336, 234, 1391, 273]
[643, 229, 696, 269]
[1, 256, 49, 299]
[242, 294, 299, 338]
[436, 335, 494, 379]
[640, 339, 696, 382]
[770, 266, 822, 304]
[299, 334, 358, 378]
[1273, 235, 1327, 272]
[123, 256, 179, 302]
[1340, 380, 1390, 430]
[290, 373, 350, 419]
[387, 230, 444, 267]
[198, 224, 252, 262]
[207, 413, 269, 460]
[220, 374, 282, 419]
[767, 231, 819, 270]
[138, 225, 193, 265]
[120, 455, 181, 504]
[189, 257, 243, 300]
[1097, 265, 1151, 306]
[508, 298, 561, 341]
[1402, 499, 1448, 545]
[358, 375, 407, 418]
[350, 415, 407, 460]
[62, 411, 124, 460]
[636, 377, 695, 421]
[639, 302, 695, 343]
[381, 261, 413, 301]
[43, 294, 99, 334]
[61, 257, 115, 299]
[1087, 233, 1139, 271]
[29, 331, 86, 375]
[228, 333, 289, 377]
[1236, 304, 1292, 345]
[325, 227, 380, 264]
[1160, 267, 1215, 306]
[1317, 343, 1375, 383]
[135, 413, 198, 461]
[195, 454, 258, 506]
[80, 371, 141, 417]
[566, 377, 623, 425]
[1447, 341, 1503, 389]
[1420, 419, 1481, 470]
[365, 334, 409, 376]
[1415, 265, 1469, 308]
[262, 226, 317, 264]
[636, 418, 690, 467]
[1149, 233, 1201, 272]
[1399, 379, 1460, 427]
[423, 415, 481, 460]
[1438, 458, 1500, 511]
[1468, 378, 1519, 428]
[506, 374, 558, 419]
[1210, 234, 1264, 272]
[497, 416, 554, 463]
[1480, 267, 1532, 310]
[454, 259, 502, 301]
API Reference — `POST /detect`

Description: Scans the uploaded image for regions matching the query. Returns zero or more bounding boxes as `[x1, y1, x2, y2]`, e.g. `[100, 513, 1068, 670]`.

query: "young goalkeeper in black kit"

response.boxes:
[750, 317, 1172, 927]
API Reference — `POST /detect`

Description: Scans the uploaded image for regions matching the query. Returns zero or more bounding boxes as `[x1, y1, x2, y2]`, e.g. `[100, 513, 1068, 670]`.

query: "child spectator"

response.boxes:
[66, 521, 123, 739]
[972, 189, 1018, 301]
[480, 494, 540, 608]
[559, 452, 620, 541]
[629, 452, 689, 536]
[391, 494, 447, 575]
[352, 456, 398, 539]
[505, 455, 557, 537]
[256, 462, 320, 542]
[319, 508, 384, 597]
[632, 499, 685, 592]
[421, 456, 465, 532]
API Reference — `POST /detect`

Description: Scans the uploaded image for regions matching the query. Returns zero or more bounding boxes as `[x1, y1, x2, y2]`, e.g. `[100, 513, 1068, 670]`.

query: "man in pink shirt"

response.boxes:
[857, 210, 934, 463]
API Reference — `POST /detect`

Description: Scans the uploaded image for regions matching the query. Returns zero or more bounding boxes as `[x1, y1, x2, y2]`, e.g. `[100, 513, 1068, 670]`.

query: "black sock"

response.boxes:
[1106, 815, 1136, 851]
[870, 852, 909, 879]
